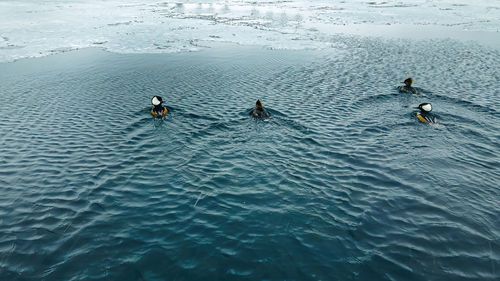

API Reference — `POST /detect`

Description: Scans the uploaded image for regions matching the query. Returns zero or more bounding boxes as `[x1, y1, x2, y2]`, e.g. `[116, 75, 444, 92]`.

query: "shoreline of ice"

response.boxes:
[1, 0, 499, 63]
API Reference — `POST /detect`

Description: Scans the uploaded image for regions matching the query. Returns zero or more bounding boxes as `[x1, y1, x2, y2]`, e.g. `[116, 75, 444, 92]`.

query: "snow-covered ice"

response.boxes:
[0, 0, 499, 62]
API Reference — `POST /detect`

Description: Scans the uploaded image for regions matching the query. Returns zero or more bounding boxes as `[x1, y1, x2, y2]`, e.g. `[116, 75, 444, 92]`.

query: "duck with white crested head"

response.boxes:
[416, 102, 438, 124]
[151, 96, 168, 118]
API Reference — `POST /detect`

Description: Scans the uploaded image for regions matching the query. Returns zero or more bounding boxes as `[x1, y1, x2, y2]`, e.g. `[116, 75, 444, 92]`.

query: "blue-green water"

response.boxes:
[1, 38, 499, 280]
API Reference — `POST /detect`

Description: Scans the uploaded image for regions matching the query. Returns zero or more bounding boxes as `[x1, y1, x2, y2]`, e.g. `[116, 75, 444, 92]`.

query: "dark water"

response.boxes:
[1, 38, 499, 280]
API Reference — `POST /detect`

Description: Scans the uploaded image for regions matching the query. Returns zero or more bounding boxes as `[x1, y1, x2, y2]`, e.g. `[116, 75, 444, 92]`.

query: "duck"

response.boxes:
[399, 77, 417, 94]
[250, 99, 270, 119]
[151, 96, 168, 118]
[416, 103, 438, 124]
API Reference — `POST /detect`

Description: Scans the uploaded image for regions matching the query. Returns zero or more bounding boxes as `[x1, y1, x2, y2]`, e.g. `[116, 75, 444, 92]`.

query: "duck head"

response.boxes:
[152, 96, 163, 106]
[418, 103, 432, 113]
[255, 99, 263, 110]
[402, 78, 414, 87]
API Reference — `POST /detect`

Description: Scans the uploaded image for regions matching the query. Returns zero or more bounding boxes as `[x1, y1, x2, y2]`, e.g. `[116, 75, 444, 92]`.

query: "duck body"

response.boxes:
[151, 105, 168, 118]
[398, 85, 418, 94]
[251, 108, 270, 119]
[417, 112, 438, 124]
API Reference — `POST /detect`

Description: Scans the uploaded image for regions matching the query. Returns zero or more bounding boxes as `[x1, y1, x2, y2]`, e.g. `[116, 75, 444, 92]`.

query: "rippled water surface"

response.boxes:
[1, 38, 499, 280]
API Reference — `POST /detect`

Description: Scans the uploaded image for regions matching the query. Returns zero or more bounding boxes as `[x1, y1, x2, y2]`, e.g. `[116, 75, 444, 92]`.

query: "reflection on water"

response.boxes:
[0, 37, 499, 280]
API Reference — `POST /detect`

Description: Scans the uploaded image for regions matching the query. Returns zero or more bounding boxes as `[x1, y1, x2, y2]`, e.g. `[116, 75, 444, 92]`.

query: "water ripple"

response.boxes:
[0, 39, 499, 280]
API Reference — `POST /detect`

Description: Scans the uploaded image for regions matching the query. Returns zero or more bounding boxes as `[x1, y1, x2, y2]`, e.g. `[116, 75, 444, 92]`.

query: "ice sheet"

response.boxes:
[0, 0, 499, 62]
